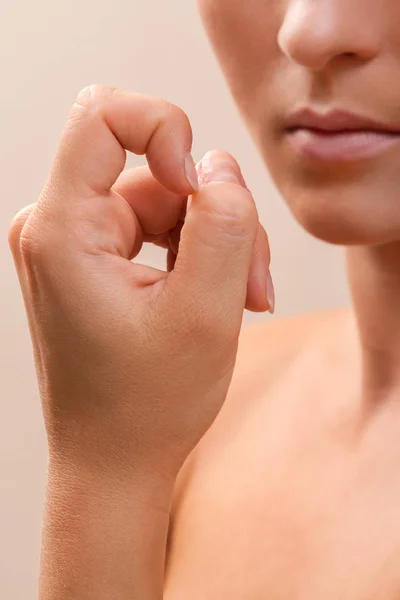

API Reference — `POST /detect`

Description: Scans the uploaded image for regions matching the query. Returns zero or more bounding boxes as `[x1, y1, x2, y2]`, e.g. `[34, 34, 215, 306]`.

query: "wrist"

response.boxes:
[47, 452, 176, 515]
[40, 456, 174, 600]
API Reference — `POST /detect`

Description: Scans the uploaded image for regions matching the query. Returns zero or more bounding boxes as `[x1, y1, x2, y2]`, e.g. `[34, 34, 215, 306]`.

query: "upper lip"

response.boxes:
[284, 108, 400, 133]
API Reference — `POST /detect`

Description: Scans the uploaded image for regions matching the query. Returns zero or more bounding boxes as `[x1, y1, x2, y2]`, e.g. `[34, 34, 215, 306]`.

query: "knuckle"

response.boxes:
[199, 183, 258, 237]
[75, 83, 117, 111]
[160, 101, 192, 137]
[173, 103, 191, 128]
[18, 211, 51, 265]
[19, 224, 41, 262]
[8, 204, 35, 258]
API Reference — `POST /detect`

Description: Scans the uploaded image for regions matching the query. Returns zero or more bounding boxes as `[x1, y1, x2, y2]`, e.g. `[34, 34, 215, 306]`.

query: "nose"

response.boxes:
[278, 0, 380, 71]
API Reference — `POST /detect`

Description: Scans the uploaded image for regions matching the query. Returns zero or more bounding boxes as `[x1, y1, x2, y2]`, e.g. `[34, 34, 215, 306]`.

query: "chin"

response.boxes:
[273, 170, 400, 247]
[261, 141, 400, 247]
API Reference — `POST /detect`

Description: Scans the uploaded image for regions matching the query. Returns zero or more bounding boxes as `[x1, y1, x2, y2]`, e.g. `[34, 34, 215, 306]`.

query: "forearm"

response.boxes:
[38, 457, 174, 600]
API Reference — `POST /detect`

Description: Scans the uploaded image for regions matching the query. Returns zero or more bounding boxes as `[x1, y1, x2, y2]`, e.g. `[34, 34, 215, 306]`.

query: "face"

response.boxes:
[198, 0, 400, 245]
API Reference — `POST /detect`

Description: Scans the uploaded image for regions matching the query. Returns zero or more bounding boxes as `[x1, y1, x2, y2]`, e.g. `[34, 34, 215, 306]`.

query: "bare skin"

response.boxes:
[9, 1, 400, 599]
[163, 3, 400, 596]
[9, 87, 272, 600]
[166, 308, 400, 599]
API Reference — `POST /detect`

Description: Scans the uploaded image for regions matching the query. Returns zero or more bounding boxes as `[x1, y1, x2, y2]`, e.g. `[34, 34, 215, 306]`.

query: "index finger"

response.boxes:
[46, 84, 198, 201]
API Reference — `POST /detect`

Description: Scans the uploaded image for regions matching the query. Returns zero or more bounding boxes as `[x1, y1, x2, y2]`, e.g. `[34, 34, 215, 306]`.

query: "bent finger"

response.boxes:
[47, 84, 198, 203]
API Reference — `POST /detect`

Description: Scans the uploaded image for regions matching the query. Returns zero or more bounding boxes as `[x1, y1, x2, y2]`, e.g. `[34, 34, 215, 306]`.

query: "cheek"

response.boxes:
[198, 0, 281, 111]
[198, 0, 400, 246]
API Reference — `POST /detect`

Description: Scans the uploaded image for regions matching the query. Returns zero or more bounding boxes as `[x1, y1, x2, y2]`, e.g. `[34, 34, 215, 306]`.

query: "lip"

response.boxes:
[284, 108, 400, 162]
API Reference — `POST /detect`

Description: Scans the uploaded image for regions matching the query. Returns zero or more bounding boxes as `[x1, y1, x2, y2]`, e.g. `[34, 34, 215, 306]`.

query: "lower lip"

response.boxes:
[286, 128, 400, 162]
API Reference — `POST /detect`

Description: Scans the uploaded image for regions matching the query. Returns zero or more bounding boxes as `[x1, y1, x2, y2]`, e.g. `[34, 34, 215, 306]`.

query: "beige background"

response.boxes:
[0, 1, 349, 596]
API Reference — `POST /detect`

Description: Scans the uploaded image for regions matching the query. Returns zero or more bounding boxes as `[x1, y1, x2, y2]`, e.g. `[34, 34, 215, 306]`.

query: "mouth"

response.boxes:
[283, 108, 400, 162]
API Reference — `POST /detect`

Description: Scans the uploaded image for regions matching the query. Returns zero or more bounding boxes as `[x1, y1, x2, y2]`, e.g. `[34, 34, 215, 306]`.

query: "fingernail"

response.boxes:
[266, 271, 275, 315]
[198, 150, 247, 187]
[185, 153, 199, 192]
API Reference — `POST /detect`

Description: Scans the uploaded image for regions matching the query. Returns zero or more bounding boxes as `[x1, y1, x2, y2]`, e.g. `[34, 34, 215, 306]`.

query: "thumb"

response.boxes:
[172, 151, 259, 320]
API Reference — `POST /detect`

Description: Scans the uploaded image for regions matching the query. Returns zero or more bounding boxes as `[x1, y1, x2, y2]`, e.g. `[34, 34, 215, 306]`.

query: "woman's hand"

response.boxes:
[9, 84, 273, 599]
[9, 84, 273, 484]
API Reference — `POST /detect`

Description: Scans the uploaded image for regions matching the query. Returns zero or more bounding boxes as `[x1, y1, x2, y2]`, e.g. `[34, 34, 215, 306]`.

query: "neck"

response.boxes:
[346, 241, 400, 399]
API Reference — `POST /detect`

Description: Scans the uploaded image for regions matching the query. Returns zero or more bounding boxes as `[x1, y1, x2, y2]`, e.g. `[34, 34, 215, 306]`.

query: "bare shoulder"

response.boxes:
[170, 306, 353, 512]
[234, 305, 352, 389]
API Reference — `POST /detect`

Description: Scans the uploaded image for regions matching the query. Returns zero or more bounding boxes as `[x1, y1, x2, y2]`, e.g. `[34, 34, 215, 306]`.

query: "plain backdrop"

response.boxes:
[0, 1, 349, 596]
